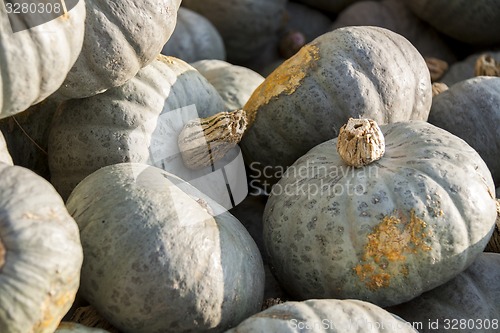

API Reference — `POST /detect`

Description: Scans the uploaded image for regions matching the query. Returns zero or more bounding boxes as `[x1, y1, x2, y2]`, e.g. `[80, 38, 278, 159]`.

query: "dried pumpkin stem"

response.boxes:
[474, 54, 500, 77]
[178, 109, 247, 170]
[432, 82, 449, 96]
[70, 306, 120, 333]
[425, 57, 449, 82]
[337, 118, 385, 168]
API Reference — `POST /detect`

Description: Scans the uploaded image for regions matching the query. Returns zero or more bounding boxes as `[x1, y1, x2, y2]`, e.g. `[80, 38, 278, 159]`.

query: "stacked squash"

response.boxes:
[1, 1, 500, 333]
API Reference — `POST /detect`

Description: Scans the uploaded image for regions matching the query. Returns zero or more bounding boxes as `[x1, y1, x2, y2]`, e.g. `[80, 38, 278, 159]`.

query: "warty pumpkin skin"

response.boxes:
[182, 0, 287, 64]
[191, 59, 265, 111]
[386, 253, 500, 333]
[331, 0, 457, 63]
[55, 0, 181, 100]
[0, 130, 13, 165]
[0, 0, 85, 119]
[263, 121, 496, 307]
[226, 299, 418, 333]
[428, 76, 500, 186]
[403, 0, 500, 45]
[241, 26, 432, 186]
[66, 163, 265, 333]
[0, 163, 83, 333]
[161, 7, 225, 63]
[49, 55, 226, 200]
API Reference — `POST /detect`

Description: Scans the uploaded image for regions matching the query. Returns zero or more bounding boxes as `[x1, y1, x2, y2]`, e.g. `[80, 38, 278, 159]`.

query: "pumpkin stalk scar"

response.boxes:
[337, 118, 385, 168]
[354, 210, 432, 290]
[474, 54, 500, 77]
[178, 109, 247, 170]
[243, 43, 320, 126]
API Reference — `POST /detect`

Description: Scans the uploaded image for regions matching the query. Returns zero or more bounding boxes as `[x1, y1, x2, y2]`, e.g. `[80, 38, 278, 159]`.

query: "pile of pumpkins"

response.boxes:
[0, 0, 499, 332]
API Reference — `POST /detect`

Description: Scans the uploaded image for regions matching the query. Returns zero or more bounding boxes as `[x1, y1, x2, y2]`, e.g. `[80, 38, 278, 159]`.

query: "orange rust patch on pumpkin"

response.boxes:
[355, 210, 432, 290]
[34, 289, 77, 331]
[243, 43, 320, 126]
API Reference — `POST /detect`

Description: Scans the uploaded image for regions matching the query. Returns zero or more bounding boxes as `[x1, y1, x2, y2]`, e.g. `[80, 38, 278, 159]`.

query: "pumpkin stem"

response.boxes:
[432, 82, 449, 97]
[70, 305, 120, 333]
[279, 30, 307, 59]
[178, 109, 247, 170]
[337, 118, 385, 168]
[474, 54, 500, 77]
[60, 0, 69, 19]
[425, 57, 448, 82]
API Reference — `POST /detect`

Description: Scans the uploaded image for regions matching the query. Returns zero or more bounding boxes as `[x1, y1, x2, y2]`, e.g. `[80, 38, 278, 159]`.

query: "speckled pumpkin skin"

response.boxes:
[161, 7, 225, 63]
[264, 121, 496, 307]
[56, 0, 181, 100]
[0, 164, 83, 333]
[226, 299, 418, 333]
[428, 77, 500, 186]
[387, 253, 500, 333]
[191, 60, 265, 111]
[0, 130, 12, 165]
[403, 0, 500, 45]
[182, 0, 287, 64]
[49, 55, 226, 200]
[331, 0, 456, 63]
[66, 163, 265, 333]
[0, 1, 85, 119]
[56, 323, 110, 333]
[241, 26, 432, 185]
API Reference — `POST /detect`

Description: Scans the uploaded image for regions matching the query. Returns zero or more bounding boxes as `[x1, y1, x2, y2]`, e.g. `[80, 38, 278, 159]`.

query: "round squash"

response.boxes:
[56, 323, 110, 333]
[55, 0, 181, 100]
[0, 163, 83, 333]
[226, 299, 418, 332]
[441, 51, 500, 87]
[191, 59, 265, 111]
[241, 26, 432, 186]
[182, 0, 287, 64]
[428, 76, 500, 186]
[161, 7, 225, 63]
[66, 162, 265, 333]
[386, 252, 500, 333]
[49, 55, 227, 200]
[331, 0, 456, 63]
[0, 130, 12, 165]
[0, 0, 85, 119]
[402, 0, 500, 45]
[263, 120, 496, 307]
[0, 98, 59, 179]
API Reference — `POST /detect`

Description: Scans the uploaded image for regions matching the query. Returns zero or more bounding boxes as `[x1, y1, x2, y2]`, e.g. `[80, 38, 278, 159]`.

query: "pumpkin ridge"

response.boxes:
[88, 1, 148, 69]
